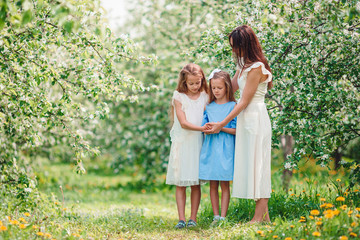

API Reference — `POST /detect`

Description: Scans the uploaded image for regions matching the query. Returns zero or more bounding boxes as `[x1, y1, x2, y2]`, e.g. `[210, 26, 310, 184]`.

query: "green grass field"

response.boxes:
[1, 156, 359, 239]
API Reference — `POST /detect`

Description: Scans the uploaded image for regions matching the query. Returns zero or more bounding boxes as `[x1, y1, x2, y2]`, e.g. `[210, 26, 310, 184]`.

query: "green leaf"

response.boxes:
[63, 21, 74, 33]
[21, 10, 32, 25]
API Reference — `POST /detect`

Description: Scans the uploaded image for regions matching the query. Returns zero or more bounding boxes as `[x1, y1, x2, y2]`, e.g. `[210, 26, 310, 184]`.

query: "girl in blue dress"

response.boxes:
[199, 69, 237, 224]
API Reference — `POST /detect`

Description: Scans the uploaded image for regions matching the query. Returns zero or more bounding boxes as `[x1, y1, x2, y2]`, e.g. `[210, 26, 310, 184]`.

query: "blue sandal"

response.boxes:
[187, 219, 197, 227]
[175, 220, 186, 229]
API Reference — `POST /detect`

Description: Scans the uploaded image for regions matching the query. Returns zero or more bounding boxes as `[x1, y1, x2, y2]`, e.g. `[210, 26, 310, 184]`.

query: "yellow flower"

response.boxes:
[312, 231, 321, 237]
[316, 221, 323, 226]
[324, 213, 334, 219]
[72, 233, 81, 237]
[289, 188, 293, 191]
[285, 238, 292, 240]
[354, 190, 359, 193]
[7, 216, 11, 221]
[351, 222, 358, 227]
[333, 209, 340, 216]
[348, 210, 353, 215]
[309, 216, 314, 219]
[290, 225, 295, 228]
[0, 226, 7, 231]
[356, 207, 360, 211]
[290, 193, 295, 196]
[350, 232, 357, 237]
[299, 219, 306, 222]
[19, 224, 26, 229]
[256, 230, 264, 235]
[273, 236, 279, 239]
[316, 193, 320, 197]
[340, 205, 348, 210]
[339, 236, 348, 240]
[36, 232, 45, 236]
[300, 216, 306, 219]
[273, 222, 277, 226]
[344, 192, 349, 196]
[10, 220, 19, 225]
[336, 196, 345, 202]
[310, 210, 320, 216]
[336, 179, 341, 182]
[45, 233, 52, 238]
[356, 214, 360, 218]
[320, 198, 326, 201]
[326, 203, 334, 208]
[0, 221, 2, 226]
[32, 225, 38, 229]
[320, 203, 326, 208]
[24, 212, 31, 217]
[348, 228, 352, 232]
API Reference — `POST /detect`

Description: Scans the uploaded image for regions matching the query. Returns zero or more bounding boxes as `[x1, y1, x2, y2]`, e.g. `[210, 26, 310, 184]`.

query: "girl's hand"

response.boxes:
[204, 122, 223, 134]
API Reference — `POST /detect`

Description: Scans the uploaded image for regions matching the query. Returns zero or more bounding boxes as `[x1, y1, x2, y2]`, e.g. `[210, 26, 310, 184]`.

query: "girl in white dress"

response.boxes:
[166, 63, 209, 228]
[205, 25, 273, 223]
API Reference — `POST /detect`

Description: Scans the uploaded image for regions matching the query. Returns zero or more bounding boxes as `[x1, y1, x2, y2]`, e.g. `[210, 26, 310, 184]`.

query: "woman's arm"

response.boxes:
[232, 69, 240, 92]
[221, 128, 236, 135]
[205, 66, 264, 133]
[174, 100, 205, 131]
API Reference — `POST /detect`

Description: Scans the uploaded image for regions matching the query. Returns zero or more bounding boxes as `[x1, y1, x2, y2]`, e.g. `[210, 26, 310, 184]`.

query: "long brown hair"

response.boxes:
[209, 71, 236, 103]
[229, 25, 273, 89]
[176, 63, 209, 94]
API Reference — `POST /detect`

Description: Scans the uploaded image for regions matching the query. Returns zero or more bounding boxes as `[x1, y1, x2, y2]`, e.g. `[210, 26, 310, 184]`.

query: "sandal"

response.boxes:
[175, 220, 186, 229]
[187, 219, 197, 228]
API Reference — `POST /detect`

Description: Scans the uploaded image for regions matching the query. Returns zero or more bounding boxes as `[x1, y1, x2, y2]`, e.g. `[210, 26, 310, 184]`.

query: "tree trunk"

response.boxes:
[281, 134, 294, 192]
[333, 147, 342, 170]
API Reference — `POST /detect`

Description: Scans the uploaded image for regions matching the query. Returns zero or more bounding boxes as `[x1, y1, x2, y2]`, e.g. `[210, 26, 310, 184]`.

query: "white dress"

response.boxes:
[232, 62, 272, 200]
[166, 90, 208, 186]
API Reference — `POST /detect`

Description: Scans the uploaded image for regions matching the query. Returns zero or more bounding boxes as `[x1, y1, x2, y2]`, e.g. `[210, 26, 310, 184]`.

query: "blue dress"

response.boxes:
[199, 101, 237, 181]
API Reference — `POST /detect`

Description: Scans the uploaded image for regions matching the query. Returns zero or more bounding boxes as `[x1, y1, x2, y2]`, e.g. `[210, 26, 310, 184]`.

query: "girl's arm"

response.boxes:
[232, 69, 240, 92]
[205, 66, 264, 134]
[174, 99, 205, 131]
[221, 128, 236, 135]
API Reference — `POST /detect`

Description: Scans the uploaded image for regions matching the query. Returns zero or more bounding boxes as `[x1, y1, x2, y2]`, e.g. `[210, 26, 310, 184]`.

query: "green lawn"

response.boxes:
[1, 157, 359, 239]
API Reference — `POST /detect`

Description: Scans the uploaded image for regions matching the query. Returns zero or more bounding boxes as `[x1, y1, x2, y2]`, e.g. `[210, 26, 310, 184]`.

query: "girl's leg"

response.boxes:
[220, 181, 230, 217]
[210, 181, 220, 216]
[189, 185, 201, 221]
[176, 186, 186, 221]
[250, 198, 270, 223]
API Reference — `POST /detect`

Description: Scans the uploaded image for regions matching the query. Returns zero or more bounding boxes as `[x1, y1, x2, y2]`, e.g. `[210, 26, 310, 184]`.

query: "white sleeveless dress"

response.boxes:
[232, 62, 272, 200]
[166, 90, 208, 186]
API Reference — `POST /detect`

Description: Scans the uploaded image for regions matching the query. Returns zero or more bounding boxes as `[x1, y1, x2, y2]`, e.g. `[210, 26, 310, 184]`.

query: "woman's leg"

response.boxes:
[220, 181, 230, 217]
[210, 181, 220, 216]
[176, 186, 186, 221]
[190, 185, 201, 221]
[250, 198, 270, 223]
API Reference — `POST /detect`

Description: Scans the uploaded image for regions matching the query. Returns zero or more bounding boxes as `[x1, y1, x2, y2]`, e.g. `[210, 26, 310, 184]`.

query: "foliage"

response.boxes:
[0, 0, 152, 195]
[191, 0, 360, 185]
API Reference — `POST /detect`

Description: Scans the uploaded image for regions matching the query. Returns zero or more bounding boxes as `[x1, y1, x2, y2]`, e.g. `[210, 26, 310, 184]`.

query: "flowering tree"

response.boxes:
[193, 0, 360, 186]
[0, 0, 152, 195]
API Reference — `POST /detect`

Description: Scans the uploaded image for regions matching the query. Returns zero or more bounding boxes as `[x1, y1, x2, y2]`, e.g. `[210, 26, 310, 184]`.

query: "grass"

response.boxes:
[1, 155, 359, 239]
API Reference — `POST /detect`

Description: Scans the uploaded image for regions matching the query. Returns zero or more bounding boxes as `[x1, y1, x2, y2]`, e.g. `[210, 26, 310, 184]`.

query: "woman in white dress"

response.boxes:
[205, 25, 273, 223]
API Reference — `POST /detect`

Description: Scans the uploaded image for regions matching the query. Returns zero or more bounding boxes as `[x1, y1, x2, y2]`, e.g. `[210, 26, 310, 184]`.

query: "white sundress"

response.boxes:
[232, 62, 272, 200]
[166, 90, 208, 186]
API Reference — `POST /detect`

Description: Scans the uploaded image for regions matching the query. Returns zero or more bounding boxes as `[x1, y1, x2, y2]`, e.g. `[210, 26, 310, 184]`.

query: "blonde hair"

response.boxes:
[209, 71, 236, 103]
[176, 63, 209, 94]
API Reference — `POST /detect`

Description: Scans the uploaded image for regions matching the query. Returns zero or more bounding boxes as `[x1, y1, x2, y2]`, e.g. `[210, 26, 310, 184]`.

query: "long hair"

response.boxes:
[209, 71, 236, 103]
[229, 25, 273, 89]
[176, 63, 209, 94]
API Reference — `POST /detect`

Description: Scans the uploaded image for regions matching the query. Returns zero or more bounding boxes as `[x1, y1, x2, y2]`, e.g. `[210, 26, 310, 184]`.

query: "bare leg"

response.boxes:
[189, 185, 201, 221]
[220, 181, 230, 217]
[210, 181, 220, 216]
[176, 186, 186, 221]
[249, 198, 270, 223]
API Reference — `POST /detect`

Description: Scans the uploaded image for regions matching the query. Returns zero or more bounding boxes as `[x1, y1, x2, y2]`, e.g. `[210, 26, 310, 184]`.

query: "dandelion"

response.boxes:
[19, 217, 27, 223]
[45, 233, 52, 238]
[10, 220, 19, 225]
[339, 236, 348, 240]
[316, 221, 322, 226]
[348, 210, 353, 215]
[290, 225, 295, 228]
[19, 224, 26, 229]
[351, 222, 358, 227]
[289, 188, 293, 191]
[285, 238, 292, 240]
[326, 203, 334, 208]
[336, 196, 345, 202]
[310, 210, 320, 215]
[36, 232, 45, 236]
[340, 205, 348, 210]
[344, 192, 349, 196]
[309, 216, 314, 219]
[141, 189, 146, 194]
[312, 232, 321, 237]
[0, 221, 2, 226]
[273, 222, 277, 226]
[0, 226, 7, 231]
[348, 228, 352, 232]
[350, 232, 357, 237]
[299, 219, 306, 222]
[273, 236, 279, 239]
[333, 209, 340, 216]
[256, 230, 264, 235]
[72, 233, 81, 237]
[354, 190, 359, 193]
[320, 198, 326, 201]
[24, 212, 31, 217]
[290, 193, 295, 196]
[356, 214, 360, 218]
[316, 193, 320, 197]
[355, 208, 360, 211]
[32, 225, 38, 229]
[336, 179, 341, 182]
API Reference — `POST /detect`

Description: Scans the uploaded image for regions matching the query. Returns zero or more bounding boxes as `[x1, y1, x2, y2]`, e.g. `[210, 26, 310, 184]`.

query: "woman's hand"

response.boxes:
[204, 122, 223, 134]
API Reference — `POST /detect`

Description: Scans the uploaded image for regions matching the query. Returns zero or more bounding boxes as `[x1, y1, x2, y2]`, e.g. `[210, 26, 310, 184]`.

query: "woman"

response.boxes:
[205, 25, 273, 223]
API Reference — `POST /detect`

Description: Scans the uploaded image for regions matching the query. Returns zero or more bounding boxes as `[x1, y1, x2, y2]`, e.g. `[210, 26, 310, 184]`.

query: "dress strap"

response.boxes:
[243, 62, 272, 83]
